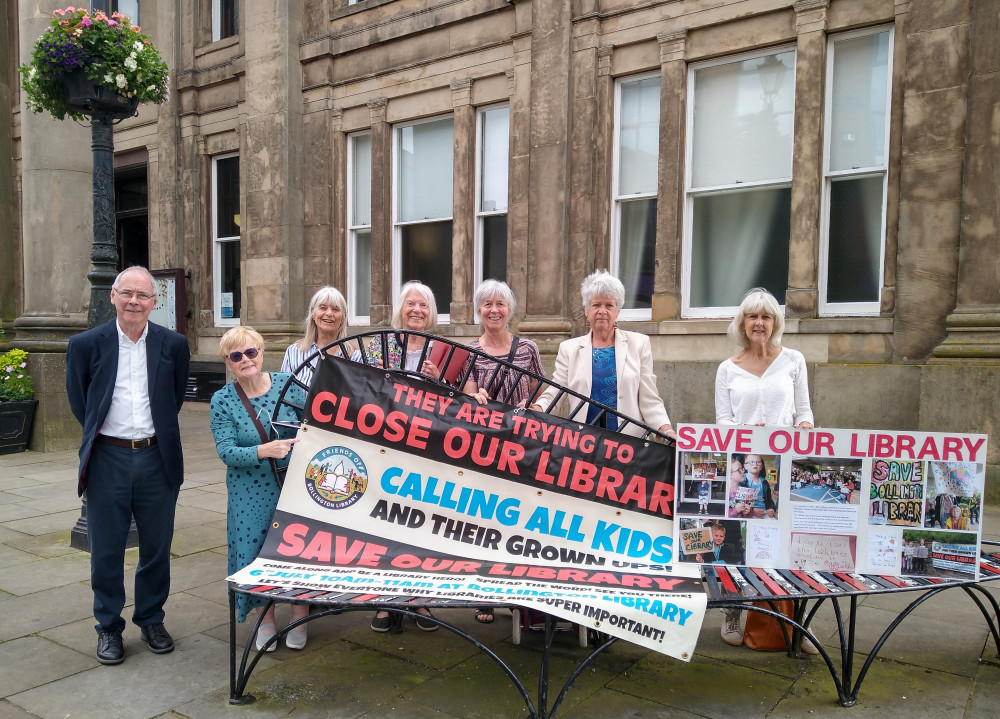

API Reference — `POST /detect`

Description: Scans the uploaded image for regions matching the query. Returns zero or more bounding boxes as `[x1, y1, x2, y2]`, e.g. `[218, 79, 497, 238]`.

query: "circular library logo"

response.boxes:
[304, 446, 368, 510]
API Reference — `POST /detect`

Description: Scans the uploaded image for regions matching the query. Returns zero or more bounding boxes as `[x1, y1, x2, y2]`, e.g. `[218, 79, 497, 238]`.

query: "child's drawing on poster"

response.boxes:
[746, 523, 780, 565]
[866, 530, 900, 572]
[869, 459, 923, 526]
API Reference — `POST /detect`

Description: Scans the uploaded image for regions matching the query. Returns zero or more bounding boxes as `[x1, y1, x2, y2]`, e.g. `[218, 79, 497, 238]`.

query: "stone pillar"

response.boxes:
[240, 0, 303, 333]
[303, 96, 339, 293]
[0, 6, 18, 328]
[13, 0, 92, 451]
[518, 0, 573, 337]
[932, 0, 1000, 361]
[450, 78, 475, 325]
[368, 97, 392, 325]
[894, 0, 971, 360]
[566, 25, 602, 330]
[652, 30, 688, 320]
[785, 0, 829, 318]
[589, 45, 614, 279]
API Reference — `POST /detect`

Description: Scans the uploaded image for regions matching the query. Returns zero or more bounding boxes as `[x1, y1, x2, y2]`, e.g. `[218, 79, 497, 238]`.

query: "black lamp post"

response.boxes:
[66, 73, 140, 551]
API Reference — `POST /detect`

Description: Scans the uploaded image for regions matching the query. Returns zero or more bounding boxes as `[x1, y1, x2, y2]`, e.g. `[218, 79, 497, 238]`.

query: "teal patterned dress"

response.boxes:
[210, 372, 304, 622]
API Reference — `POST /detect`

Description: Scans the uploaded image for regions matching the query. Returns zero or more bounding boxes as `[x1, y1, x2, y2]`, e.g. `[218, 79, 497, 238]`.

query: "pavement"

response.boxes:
[1, 402, 999, 718]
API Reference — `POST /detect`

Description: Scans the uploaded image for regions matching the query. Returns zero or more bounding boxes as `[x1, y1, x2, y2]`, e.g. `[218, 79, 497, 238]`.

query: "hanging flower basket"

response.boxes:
[18, 7, 169, 121]
[62, 68, 139, 117]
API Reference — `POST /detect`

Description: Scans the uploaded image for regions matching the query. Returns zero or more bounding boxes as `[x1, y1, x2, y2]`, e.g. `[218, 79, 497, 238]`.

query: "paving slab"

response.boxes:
[9, 633, 234, 719]
[0, 582, 95, 641]
[3, 531, 79, 559]
[769, 654, 977, 719]
[2, 510, 83, 536]
[169, 519, 227, 557]
[607, 652, 797, 719]
[0, 636, 97, 698]
[0, 552, 92, 596]
[561, 687, 702, 719]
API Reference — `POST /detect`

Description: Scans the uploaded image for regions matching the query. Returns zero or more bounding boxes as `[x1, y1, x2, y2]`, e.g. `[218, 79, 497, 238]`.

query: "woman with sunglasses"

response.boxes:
[210, 327, 308, 651]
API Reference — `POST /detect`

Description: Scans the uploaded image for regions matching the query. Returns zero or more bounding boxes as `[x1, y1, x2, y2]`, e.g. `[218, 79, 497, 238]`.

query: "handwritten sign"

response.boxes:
[790, 533, 856, 572]
[681, 528, 713, 554]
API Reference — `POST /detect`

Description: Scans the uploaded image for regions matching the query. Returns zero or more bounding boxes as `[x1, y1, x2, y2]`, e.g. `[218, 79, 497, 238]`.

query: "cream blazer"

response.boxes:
[535, 329, 670, 437]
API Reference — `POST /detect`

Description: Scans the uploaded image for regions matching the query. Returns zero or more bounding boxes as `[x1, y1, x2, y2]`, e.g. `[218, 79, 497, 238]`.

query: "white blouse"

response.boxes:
[714, 347, 814, 426]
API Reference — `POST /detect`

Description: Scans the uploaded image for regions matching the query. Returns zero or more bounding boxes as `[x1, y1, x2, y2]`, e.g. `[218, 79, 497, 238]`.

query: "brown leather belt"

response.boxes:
[96, 434, 158, 450]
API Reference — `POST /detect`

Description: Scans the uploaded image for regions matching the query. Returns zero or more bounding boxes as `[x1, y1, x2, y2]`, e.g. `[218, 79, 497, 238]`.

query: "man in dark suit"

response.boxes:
[66, 266, 190, 665]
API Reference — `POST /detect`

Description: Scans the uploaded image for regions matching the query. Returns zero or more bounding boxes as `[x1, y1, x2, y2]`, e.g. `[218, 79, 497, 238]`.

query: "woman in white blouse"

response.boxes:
[715, 288, 813, 428]
[714, 287, 817, 654]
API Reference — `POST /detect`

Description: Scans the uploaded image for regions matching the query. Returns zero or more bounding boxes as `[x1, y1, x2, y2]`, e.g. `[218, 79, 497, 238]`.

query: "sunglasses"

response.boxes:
[228, 347, 260, 362]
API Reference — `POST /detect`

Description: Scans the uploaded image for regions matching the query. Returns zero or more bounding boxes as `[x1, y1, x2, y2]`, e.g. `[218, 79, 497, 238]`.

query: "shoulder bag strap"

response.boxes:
[233, 380, 283, 487]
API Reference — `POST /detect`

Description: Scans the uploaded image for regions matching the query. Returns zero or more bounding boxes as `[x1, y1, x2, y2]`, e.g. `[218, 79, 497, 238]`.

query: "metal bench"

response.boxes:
[225, 331, 999, 714]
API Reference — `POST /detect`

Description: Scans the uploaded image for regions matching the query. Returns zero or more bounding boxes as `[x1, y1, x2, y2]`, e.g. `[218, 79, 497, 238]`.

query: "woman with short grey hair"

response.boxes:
[530, 270, 675, 439]
[463, 279, 544, 409]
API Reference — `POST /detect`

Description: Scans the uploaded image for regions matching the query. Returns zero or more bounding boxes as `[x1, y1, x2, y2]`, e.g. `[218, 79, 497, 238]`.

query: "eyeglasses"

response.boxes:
[115, 289, 156, 301]
[228, 347, 260, 362]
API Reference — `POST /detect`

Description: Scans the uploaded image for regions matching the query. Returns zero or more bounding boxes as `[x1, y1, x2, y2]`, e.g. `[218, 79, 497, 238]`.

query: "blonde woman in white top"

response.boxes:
[713, 287, 816, 654]
[715, 288, 813, 428]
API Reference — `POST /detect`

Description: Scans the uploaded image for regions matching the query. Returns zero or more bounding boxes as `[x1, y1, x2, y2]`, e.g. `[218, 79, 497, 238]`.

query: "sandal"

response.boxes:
[475, 608, 495, 624]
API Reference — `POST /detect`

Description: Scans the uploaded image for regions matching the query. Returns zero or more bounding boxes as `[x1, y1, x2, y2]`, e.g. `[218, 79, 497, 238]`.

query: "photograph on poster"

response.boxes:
[789, 532, 857, 572]
[868, 458, 923, 526]
[728, 453, 779, 519]
[678, 452, 729, 517]
[923, 462, 984, 531]
[791, 457, 863, 505]
[678, 518, 746, 565]
[901, 529, 978, 579]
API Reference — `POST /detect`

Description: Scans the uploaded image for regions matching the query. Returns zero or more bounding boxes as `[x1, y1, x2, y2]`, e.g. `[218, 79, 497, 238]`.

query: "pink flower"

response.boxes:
[107, 19, 117, 26]
[66, 5, 76, 11]
[81, 17, 92, 26]
[53, 9, 65, 16]
[132, 25, 141, 32]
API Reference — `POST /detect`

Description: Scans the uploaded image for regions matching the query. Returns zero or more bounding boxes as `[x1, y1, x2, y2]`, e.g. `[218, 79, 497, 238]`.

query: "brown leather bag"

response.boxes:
[742, 600, 795, 651]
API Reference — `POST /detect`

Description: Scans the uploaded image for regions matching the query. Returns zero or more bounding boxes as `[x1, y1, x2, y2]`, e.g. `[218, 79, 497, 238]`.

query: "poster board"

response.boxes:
[229, 359, 707, 660]
[148, 268, 186, 332]
[674, 425, 987, 580]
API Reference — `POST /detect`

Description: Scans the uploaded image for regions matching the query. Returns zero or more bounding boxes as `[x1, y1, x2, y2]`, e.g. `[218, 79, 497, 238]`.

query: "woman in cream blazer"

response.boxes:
[531, 271, 675, 439]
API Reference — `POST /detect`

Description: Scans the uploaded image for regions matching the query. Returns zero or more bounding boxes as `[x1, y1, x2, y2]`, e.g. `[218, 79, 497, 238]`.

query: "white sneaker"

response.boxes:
[255, 622, 277, 652]
[285, 624, 307, 650]
[721, 610, 744, 646]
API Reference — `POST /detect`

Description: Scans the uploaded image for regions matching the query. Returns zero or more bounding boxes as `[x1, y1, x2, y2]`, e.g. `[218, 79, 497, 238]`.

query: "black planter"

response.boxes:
[62, 70, 139, 118]
[0, 400, 39, 455]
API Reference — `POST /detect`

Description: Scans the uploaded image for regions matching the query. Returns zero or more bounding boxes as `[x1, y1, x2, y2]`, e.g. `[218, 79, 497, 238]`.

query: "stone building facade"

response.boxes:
[3, 1, 998, 495]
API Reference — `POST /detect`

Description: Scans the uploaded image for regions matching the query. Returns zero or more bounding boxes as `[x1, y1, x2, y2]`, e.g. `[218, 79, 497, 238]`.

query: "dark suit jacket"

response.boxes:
[66, 320, 191, 496]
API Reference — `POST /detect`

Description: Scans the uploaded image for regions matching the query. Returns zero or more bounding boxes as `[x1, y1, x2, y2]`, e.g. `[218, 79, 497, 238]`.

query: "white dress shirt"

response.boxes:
[100, 320, 155, 439]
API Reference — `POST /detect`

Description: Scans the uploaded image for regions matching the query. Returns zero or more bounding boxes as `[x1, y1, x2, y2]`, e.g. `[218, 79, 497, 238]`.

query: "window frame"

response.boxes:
[474, 103, 510, 292]
[818, 25, 894, 317]
[611, 71, 661, 321]
[681, 44, 798, 318]
[212, 153, 240, 327]
[212, 0, 239, 42]
[347, 130, 372, 326]
[392, 113, 455, 325]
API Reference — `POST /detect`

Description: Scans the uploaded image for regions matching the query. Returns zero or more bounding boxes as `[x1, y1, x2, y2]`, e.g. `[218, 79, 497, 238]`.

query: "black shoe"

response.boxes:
[414, 611, 438, 632]
[96, 630, 124, 665]
[370, 613, 393, 633]
[140, 622, 175, 654]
